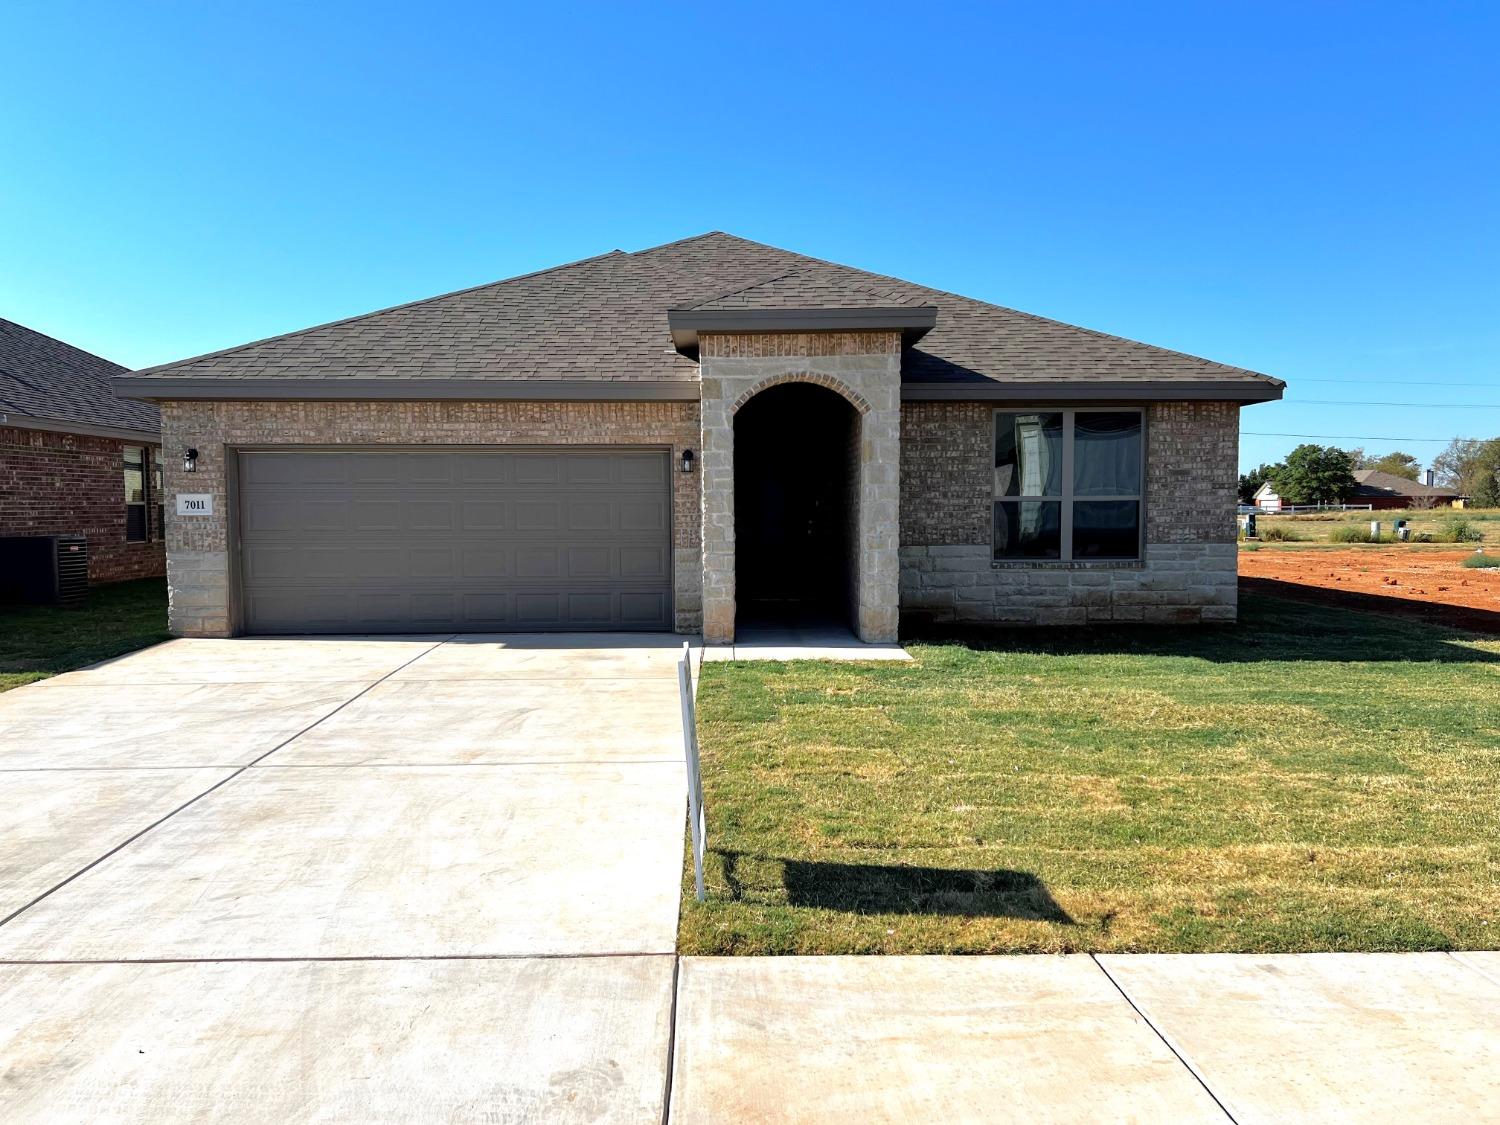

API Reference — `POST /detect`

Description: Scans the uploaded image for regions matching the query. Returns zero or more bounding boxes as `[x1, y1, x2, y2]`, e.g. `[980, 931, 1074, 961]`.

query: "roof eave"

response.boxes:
[112, 376, 701, 403]
[667, 306, 938, 352]
[900, 379, 1284, 404]
[0, 409, 161, 443]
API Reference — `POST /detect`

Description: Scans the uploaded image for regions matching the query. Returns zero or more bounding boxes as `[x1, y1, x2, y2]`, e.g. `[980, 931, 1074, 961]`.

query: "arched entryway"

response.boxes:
[733, 381, 861, 630]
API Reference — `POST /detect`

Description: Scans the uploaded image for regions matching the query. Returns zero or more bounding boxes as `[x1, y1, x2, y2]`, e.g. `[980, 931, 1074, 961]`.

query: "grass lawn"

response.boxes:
[1251, 506, 1498, 544]
[680, 594, 1500, 955]
[0, 578, 170, 692]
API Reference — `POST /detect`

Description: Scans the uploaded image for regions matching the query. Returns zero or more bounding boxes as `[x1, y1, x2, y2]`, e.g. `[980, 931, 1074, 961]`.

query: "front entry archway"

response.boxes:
[733, 382, 860, 630]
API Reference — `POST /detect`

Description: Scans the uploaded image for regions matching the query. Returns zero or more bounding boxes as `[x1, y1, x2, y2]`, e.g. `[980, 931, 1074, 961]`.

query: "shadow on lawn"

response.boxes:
[719, 851, 1074, 923]
[904, 592, 1499, 665]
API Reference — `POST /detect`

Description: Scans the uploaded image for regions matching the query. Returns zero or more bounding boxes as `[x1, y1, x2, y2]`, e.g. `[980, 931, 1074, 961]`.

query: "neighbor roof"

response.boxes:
[1352, 469, 1462, 499]
[0, 318, 159, 438]
[115, 233, 1284, 403]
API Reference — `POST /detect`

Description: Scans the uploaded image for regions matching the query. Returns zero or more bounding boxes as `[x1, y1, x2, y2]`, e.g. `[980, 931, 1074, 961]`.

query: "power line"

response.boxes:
[1287, 399, 1500, 408]
[1242, 431, 1468, 443]
[1297, 377, 1498, 388]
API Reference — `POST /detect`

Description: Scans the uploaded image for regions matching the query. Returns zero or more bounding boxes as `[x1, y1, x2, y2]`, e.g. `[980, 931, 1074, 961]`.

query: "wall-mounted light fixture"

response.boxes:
[679, 448, 695, 474]
[183, 448, 199, 473]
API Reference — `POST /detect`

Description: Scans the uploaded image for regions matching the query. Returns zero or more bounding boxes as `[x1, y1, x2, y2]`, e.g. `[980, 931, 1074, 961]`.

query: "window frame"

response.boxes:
[123, 445, 148, 543]
[992, 407, 1146, 563]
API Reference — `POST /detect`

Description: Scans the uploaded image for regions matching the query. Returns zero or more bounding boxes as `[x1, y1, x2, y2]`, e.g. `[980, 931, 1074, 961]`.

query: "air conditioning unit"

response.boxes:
[0, 535, 89, 606]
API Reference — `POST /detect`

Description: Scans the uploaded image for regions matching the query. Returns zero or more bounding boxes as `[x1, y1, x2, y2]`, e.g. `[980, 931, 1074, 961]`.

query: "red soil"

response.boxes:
[1238, 547, 1500, 634]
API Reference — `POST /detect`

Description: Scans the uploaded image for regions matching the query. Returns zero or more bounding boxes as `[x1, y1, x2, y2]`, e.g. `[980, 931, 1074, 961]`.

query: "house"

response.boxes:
[1252, 481, 1284, 512]
[1352, 469, 1464, 510]
[113, 233, 1283, 640]
[1, 318, 164, 583]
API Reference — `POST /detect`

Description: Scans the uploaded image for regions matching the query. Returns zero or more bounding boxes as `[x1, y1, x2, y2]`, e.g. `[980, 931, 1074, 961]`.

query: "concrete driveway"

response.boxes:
[0, 634, 688, 1122]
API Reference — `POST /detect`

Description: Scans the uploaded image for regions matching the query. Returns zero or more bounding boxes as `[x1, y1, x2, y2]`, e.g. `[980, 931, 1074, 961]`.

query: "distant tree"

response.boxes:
[1432, 437, 1500, 505]
[1364, 451, 1421, 480]
[1271, 444, 1358, 505]
[1238, 463, 1280, 504]
[1346, 447, 1369, 469]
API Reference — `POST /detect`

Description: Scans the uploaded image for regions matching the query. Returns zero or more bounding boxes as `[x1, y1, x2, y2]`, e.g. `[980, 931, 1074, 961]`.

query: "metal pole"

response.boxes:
[678, 642, 706, 902]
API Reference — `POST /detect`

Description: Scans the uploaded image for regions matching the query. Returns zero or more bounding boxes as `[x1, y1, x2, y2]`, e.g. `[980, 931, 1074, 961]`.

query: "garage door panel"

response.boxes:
[237, 450, 672, 634]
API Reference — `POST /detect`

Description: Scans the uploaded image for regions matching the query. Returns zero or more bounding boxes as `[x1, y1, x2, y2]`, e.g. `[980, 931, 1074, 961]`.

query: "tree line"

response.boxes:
[1238, 438, 1500, 507]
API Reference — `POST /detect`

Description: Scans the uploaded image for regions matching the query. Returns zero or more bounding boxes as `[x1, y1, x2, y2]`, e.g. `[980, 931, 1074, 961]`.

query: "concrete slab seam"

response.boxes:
[0, 636, 454, 931]
[660, 956, 682, 1125]
[1448, 951, 1500, 991]
[1089, 954, 1239, 1124]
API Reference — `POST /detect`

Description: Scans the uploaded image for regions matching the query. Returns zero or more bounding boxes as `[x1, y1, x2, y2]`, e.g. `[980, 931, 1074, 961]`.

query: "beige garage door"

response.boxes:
[236, 448, 672, 634]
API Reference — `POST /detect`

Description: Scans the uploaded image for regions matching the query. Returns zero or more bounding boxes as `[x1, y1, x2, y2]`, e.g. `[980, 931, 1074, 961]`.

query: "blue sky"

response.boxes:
[4, 1, 1496, 471]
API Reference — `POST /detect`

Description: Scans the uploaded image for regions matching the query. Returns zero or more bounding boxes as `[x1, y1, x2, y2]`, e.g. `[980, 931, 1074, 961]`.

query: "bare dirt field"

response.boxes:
[1239, 547, 1500, 633]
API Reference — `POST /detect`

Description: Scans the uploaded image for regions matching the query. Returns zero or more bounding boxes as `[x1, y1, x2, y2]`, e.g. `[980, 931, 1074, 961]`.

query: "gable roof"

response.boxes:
[0, 318, 159, 438]
[115, 233, 1283, 403]
[1352, 469, 1462, 499]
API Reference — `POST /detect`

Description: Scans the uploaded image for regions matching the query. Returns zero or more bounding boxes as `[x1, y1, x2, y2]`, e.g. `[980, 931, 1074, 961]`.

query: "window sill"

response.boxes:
[991, 559, 1145, 570]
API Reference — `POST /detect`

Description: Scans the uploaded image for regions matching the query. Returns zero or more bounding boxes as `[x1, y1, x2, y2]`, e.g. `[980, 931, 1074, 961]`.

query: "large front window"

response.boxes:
[993, 409, 1143, 561]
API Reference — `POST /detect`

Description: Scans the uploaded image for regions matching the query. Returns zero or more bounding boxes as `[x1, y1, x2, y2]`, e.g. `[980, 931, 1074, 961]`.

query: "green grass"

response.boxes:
[1254, 506, 1498, 546]
[1461, 554, 1500, 569]
[0, 578, 170, 692]
[680, 595, 1500, 955]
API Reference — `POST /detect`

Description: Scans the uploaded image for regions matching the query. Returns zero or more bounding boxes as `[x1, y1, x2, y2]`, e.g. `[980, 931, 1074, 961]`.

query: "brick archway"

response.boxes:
[730, 373, 872, 417]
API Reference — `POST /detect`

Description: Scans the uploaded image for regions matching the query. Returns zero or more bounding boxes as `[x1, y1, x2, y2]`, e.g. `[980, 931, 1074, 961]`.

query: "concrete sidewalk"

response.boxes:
[669, 952, 1500, 1124]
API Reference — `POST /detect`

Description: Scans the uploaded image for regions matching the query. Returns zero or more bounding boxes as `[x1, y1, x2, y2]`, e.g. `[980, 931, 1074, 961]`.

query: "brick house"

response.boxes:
[113, 233, 1282, 639]
[1, 319, 165, 583]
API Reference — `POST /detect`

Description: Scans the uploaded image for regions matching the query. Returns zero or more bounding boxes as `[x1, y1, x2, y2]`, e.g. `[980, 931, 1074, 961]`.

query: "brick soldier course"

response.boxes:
[116, 232, 1283, 639]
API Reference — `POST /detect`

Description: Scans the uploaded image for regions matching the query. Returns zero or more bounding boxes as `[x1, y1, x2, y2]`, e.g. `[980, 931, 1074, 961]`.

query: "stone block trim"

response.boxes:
[0, 426, 165, 583]
[897, 400, 1241, 626]
[698, 330, 902, 644]
[158, 400, 701, 637]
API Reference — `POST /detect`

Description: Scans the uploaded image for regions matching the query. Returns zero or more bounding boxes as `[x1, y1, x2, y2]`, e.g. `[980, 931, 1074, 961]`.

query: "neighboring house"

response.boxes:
[114, 232, 1283, 640]
[1255, 471, 1463, 512]
[1352, 469, 1464, 510]
[1252, 481, 1284, 512]
[1, 318, 164, 582]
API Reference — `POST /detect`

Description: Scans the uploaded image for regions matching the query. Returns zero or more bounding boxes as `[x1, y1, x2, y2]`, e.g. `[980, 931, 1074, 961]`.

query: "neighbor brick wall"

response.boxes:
[898, 401, 1241, 625]
[0, 426, 165, 583]
[158, 400, 700, 637]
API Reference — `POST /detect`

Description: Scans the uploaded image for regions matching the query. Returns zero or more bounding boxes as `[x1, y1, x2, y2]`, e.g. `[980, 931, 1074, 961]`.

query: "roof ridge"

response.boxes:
[124, 247, 628, 377]
[0, 318, 127, 374]
[675, 268, 800, 310]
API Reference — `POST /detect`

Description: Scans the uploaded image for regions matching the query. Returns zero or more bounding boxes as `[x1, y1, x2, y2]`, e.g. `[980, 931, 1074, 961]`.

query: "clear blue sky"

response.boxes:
[5, 1, 1496, 471]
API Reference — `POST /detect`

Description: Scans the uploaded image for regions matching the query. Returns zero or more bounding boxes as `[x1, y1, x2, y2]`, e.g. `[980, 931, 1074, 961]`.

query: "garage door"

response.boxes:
[237, 449, 672, 634]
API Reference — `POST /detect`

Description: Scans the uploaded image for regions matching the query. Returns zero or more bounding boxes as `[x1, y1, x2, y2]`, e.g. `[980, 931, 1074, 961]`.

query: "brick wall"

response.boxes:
[158, 400, 700, 636]
[0, 426, 165, 583]
[898, 401, 1241, 625]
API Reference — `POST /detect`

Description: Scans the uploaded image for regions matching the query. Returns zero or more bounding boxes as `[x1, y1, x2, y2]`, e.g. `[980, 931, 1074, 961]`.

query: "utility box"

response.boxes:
[0, 535, 89, 606]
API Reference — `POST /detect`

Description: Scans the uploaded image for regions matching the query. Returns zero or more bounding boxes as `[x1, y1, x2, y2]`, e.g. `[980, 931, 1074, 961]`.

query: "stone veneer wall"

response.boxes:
[899, 400, 1240, 625]
[698, 330, 902, 644]
[158, 400, 700, 637]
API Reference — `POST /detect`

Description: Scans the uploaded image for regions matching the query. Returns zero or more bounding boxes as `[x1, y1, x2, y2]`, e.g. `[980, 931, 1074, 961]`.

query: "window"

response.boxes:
[994, 410, 1143, 561]
[123, 446, 147, 541]
[152, 447, 164, 540]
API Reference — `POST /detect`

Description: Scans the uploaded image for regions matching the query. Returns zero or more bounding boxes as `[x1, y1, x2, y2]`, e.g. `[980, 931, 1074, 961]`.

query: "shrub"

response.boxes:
[1241, 541, 1262, 552]
[1434, 518, 1484, 544]
[1460, 553, 1500, 569]
[1329, 525, 1379, 544]
[1258, 524, 1307, 542]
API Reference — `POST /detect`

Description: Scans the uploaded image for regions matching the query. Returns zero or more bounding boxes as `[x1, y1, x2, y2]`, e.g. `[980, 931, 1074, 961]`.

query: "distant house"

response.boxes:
[1252, 481, 1284, 512]
[0, 318, 164, 582]
[1254, 470, 1463, 512]
[1351, 469, 1464, 510]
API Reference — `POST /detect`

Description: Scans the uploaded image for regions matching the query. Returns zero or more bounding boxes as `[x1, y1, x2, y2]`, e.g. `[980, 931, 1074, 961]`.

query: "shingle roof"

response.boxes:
[119, 232, 1282, 392]
[1352, 469, 1461, 498]
[0, 318, 158, 433]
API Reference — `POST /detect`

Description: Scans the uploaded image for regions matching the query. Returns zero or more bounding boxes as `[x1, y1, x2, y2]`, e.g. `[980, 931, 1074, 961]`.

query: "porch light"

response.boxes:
[183, 448, 199, 473]
[679, 448, 695, 473]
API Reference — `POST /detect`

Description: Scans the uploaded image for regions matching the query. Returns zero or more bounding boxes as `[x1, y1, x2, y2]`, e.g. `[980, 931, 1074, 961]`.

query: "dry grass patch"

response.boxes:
[679, 594, 1500, 954]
